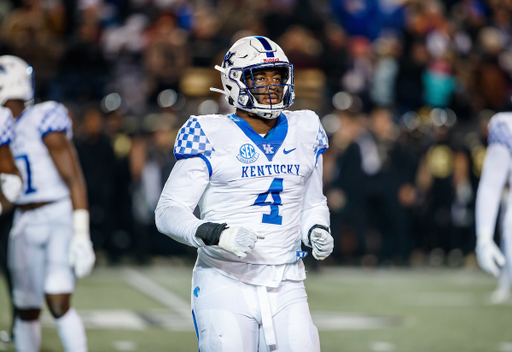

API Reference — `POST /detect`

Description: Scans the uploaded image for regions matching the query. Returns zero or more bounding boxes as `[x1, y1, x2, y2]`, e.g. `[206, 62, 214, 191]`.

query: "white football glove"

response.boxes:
[69, 209, 96, 278]
[0, 173, 22, 203]
[476, 238, 505, 278]
[309, 226, 334, 260]
[218, 226, 265, 258]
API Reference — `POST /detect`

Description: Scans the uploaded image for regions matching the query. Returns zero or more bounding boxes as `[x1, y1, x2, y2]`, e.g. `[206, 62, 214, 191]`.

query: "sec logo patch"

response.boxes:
[236, 143, 259, 164]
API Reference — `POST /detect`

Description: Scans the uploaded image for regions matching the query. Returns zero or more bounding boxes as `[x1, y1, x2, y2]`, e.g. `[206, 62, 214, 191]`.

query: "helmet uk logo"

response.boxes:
[237, 143, 260, 164]
[222, 51, 235, 68]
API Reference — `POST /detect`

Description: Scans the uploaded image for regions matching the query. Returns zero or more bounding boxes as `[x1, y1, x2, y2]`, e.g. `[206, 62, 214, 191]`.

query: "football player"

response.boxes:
[0, 104, 24, 342]
[0, 55, 95, 352]
[475, 112, 512, 302]
[155, 36, 334, 352]
[0, 107, 22, 208]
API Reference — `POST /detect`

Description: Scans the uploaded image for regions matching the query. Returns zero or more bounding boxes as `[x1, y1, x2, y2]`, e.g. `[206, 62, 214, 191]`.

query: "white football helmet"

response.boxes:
[211, 36, 294, 119]
[0, 55, 34, 106]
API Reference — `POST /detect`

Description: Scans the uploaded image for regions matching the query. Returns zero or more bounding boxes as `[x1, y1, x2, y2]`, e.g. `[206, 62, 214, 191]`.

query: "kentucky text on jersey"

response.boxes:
[241, 164, 300, 178]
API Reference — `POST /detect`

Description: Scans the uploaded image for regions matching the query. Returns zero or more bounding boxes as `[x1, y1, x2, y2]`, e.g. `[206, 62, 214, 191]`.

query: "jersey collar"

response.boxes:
[14, 105, 32, 124]
[228, 113, 288, 162]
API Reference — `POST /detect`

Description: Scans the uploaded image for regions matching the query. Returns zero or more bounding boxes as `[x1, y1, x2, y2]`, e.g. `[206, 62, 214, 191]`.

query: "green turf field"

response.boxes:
[1, 264, 511, 352]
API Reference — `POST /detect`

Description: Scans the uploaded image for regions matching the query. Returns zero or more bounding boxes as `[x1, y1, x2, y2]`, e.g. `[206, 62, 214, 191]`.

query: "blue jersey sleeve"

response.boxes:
[488, 120, 512, 153]
[174, 117, 215, 176]
[314, 122, 328, 164]
[38, 102, 72, 139]
[174, 117, 214, 159]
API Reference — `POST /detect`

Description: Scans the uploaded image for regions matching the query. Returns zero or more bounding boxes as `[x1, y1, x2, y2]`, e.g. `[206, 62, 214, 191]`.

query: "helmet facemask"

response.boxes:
[236, 64, 294, 119]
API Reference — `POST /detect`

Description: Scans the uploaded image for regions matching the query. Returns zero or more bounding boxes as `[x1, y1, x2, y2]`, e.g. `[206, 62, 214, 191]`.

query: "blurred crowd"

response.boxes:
[1, 0, 511, 266]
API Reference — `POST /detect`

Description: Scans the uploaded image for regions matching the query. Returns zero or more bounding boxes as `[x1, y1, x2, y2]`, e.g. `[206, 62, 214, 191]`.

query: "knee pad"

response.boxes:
[44, 263, 75, 295]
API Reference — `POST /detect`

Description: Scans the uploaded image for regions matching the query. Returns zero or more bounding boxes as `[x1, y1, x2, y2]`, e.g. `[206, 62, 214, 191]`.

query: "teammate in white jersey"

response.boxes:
[0, 55, 95, 352]
[475, 112, 512, 302]
[155, 36, 334, 351]
[0, 102, 24, 343]
[0, 107, 22, 208]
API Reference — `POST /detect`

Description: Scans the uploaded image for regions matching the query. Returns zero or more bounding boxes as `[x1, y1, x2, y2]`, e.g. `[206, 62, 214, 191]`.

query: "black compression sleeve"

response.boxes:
[196, 222, 229, 245]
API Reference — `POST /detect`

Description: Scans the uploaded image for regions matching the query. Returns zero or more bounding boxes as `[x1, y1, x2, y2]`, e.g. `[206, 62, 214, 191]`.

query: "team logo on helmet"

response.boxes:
[222, 51, 235, 68]
[237, 143, 259, 164]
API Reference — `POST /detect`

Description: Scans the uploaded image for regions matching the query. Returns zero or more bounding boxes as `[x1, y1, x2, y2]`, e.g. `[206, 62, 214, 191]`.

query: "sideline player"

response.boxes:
[0, 105, 24, 341]
[475, 112, 512, 302]
[0, 55, 95, 352]
[155, 36, 334, 351]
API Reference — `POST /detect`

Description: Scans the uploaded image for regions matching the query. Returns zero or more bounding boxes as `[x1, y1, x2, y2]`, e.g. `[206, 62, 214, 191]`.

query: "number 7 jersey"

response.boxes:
[172, 110, 329, 266]
[10, 101, 72, 205]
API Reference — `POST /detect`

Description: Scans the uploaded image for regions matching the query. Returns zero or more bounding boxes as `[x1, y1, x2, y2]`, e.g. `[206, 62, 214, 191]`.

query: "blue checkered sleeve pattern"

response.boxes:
[38, 103, 72, 139]
[488, 120, 512, 153]
[314, 123, 329, 155]
[174, 117, 214, 160]
[0, 111, 13, 146]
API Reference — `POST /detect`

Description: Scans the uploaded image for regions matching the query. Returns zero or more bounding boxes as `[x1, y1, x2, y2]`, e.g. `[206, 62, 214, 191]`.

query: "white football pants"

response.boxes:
[191, 264, 320, 352]
[8, 198, 75, 308]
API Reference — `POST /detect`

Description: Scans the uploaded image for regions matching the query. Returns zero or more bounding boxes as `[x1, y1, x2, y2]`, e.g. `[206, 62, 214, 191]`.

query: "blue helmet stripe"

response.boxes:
[254, 36, 275, 58]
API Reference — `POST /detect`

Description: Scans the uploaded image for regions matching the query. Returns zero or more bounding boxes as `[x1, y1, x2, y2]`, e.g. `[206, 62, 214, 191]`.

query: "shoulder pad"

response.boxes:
[284, 109, 328, 159]
[0, 106, 13, 119]
[283, 109, 319, 120]
[488, 113, 512, 152]
[34, 101, 72, 138]
[314, 121, 329, 154]
[32, 101, 64, 114]
[174, 116, 215, 160]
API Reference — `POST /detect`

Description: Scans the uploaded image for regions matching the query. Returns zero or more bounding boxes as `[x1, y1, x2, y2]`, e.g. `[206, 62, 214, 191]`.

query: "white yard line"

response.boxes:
[113, 341, 137, 351]
[499, 342, 512, 352]
[400, 292, 475, 307]
[370, 342, 395, 351]
[121, 268, 400, 331]
[122, 268, 192, 321]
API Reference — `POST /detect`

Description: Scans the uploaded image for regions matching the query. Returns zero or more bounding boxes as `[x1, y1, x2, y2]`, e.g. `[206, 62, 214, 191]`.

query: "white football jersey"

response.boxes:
[173, 110, 329, 265]
[488, 113, 512, 160]
[10, 101, 72, 204]
[476, 113, 512, 247]
[485, 112, 512, 189]
[0, 106, 14, 146]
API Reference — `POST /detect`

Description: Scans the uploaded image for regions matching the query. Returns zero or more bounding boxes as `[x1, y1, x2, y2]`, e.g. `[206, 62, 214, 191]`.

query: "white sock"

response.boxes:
[497, 264, 511, 291]
[14, 317, 41, 352]
[55, 308, 88, 352]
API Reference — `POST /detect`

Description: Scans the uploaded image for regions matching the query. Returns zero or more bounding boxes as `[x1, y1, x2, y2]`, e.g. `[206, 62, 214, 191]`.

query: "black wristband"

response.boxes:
[308, 224, 330, 244]
[196, 222, 229, 245]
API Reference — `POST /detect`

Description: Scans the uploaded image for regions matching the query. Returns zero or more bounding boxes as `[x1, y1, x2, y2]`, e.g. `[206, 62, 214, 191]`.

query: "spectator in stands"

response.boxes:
[75, 108, 119, 262]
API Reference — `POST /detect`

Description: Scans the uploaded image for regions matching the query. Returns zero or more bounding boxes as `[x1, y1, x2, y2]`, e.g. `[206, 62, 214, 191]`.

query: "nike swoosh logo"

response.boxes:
[283, 148, 296, 154]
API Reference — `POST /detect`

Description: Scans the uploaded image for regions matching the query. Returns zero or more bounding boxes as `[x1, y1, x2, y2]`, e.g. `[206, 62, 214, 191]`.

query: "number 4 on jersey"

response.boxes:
[253, 178, 283, 225]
